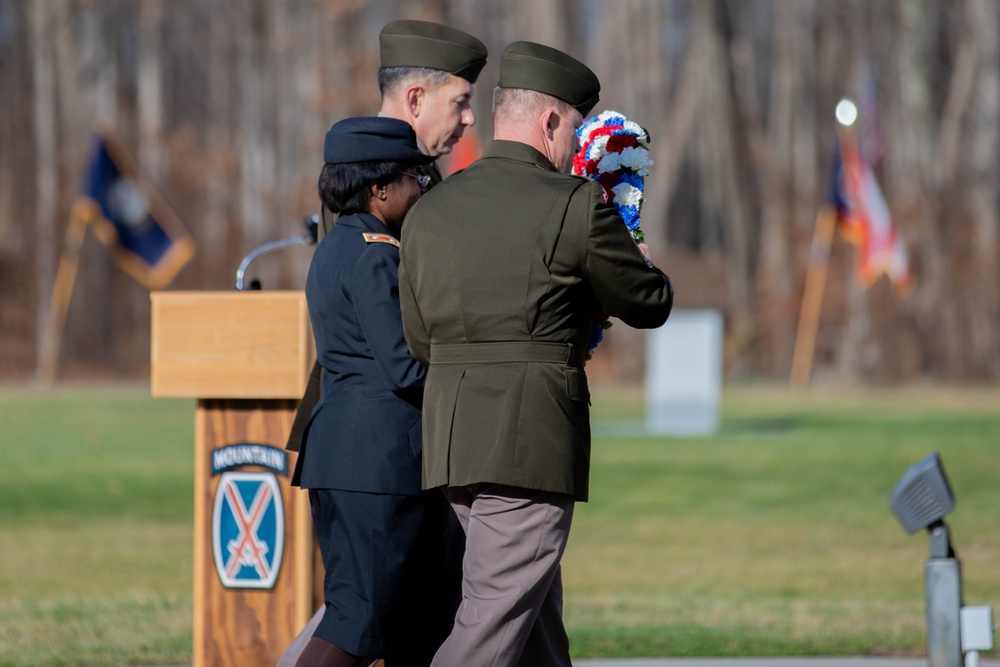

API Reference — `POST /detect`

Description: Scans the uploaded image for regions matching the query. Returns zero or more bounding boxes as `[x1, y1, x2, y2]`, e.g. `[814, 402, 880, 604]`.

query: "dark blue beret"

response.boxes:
[323, 117, 436, 165]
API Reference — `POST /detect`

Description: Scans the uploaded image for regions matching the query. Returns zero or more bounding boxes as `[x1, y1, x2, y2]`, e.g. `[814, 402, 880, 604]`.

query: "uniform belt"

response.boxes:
[430, 342, 583, 367]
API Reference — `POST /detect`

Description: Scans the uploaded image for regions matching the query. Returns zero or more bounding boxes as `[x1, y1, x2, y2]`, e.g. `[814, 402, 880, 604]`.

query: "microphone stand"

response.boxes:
[235, 215, 319, 290]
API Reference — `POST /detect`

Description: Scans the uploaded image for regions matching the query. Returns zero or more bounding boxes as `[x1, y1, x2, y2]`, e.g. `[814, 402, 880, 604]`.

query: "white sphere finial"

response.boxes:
[835, 98, 858, 126]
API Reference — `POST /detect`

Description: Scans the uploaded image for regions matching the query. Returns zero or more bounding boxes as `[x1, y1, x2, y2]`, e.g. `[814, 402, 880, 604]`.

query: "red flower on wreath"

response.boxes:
[605, 134, 639, 153]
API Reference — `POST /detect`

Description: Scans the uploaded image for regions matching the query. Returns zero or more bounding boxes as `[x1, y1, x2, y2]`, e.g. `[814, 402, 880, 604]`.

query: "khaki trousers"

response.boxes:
[275, 607, 322, 667]
[432, 484, 575, 667]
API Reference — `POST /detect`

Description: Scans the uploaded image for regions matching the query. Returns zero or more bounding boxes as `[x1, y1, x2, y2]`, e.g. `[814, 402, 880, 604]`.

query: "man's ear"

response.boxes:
[541, 108, 559, 140]
[405, 85, 424, 117]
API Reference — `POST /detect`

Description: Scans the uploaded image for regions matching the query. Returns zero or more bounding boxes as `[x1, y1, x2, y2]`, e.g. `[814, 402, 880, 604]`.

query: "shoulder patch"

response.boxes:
[362, 232, 400, 248]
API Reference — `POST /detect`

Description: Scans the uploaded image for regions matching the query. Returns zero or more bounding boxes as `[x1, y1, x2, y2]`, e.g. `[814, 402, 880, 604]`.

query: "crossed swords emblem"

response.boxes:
[222, 480, 273, 580]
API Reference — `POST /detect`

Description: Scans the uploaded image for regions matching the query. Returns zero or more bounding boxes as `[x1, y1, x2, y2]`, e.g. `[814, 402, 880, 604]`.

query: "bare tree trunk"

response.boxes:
[237, 0, 278, 288]
[759, 0, 799, 376]
[70, 2, 116, 371]
[696, 0, 754, 333]
[139, 0, 164, 182]
[727, 0, 799, 375]
[204, 2, 234, 288]
[935, 0, 980, 191]
[501, 0, 568, 51]
[270, 0, 325, 289]
[964, 0, 1000, 378]
[271, 0, 295, 287]
[836, 272, 868, 383]
[31, 0, 57, 358]
[790, 1, 817, 251]
[534, 0, 569, 50]
[883, 1, 960, 379]
[644, 2, 705, 256]
[834, 2, 875, 382]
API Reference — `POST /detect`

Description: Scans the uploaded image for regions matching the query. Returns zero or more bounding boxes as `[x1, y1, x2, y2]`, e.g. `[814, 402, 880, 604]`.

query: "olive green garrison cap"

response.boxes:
[380, 20, 487, 83]
[498, 41, 600, 115]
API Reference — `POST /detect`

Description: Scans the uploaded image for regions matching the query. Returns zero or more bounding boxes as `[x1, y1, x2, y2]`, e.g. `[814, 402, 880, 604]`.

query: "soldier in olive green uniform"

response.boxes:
[287, 19, 487, 452]
[277, 20, 486, 667]
[375, 20, 486, 192]
[398, 42, 674, 666]
[313, 20, 486, 238]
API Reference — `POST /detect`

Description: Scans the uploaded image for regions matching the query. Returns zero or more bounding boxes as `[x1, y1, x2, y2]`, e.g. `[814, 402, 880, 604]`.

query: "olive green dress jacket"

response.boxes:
[398, 140, 673, 501]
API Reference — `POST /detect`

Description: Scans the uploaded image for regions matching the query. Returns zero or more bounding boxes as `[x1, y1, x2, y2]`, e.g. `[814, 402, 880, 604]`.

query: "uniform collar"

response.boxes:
[338, 210, 398, 240]
[482, 140, 558, 173]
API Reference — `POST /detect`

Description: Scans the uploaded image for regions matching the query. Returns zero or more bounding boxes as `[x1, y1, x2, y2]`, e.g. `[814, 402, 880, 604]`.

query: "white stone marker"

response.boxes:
[645, 308, 723, 436]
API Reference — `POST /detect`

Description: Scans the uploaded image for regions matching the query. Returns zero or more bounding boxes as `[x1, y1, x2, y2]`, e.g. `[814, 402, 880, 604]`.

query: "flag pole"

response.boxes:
[35, 202, 94, 384]
[790, 204, 837, 386]
[790, 99, 858, 387]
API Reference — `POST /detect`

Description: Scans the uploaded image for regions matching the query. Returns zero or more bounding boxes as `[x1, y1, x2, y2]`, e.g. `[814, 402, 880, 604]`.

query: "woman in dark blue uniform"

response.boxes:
[291, 117, 445, 667]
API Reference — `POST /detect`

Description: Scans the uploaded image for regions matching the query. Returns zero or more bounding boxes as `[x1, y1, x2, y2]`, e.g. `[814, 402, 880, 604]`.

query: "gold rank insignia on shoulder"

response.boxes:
[362, 233, 400, 248]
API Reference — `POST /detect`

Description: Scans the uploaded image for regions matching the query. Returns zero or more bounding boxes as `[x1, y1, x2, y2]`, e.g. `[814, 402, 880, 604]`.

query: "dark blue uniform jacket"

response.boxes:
[292, 211, 425, 495]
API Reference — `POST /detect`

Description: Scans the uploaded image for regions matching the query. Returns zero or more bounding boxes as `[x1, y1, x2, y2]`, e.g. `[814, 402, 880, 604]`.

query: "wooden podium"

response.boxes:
[151, 291, 321, 667]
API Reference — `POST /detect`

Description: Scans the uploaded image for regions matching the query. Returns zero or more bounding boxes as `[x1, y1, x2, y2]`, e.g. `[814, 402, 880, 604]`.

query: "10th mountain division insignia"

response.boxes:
[212, 471, 284, 589]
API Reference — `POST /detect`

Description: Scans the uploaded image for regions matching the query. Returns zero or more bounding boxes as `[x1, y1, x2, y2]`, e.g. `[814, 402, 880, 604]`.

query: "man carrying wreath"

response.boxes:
[398, 41, 674, 666]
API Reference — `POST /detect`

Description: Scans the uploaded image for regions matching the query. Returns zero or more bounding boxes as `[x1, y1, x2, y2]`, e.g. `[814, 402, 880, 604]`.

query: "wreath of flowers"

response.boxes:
[572, 110, 653, 359]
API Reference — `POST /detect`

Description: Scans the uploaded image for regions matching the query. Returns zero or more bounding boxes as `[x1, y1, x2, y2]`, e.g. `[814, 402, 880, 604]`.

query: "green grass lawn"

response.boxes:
[1, 383, 998, 665]
[0, 387, 194, 666]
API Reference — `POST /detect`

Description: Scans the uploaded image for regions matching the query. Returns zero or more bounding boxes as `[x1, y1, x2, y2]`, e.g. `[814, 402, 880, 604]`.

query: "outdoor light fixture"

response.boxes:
[890, 453, 994, 667]
[890, 451, 955, 545]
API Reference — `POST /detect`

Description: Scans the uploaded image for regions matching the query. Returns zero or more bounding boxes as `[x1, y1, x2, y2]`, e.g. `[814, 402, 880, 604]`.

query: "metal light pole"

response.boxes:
[890, 453, 994, 667]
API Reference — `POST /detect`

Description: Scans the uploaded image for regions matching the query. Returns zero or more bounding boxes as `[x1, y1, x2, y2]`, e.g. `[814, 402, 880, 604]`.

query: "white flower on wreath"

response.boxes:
[619, 146, 652, 175]
[596, 152, 623, 173]
[598, 146, 652, 176]
[611, 182, 644, 207]
[586, 134, 609, 160]
[624, 120, 647, 139]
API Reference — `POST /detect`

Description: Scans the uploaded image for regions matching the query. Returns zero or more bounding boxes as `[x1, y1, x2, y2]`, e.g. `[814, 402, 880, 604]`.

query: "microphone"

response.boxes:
[235, 215, 319, 291]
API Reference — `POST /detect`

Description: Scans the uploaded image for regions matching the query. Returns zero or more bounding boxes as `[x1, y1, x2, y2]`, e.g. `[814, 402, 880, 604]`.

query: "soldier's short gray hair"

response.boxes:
[378, 66, 454, 97]
[492, 86, 572, 121]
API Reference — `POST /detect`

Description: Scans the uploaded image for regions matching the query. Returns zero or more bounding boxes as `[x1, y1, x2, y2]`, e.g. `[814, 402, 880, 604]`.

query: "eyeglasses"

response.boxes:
[399, 171, 431, 191]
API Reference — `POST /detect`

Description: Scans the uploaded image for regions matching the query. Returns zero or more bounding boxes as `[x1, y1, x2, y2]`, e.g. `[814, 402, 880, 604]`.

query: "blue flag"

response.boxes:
[77, 132, 195, 289]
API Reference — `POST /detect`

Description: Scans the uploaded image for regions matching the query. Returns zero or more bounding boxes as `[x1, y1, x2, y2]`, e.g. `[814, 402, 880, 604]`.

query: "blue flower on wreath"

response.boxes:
[618, 172, 644, 189]
[618, 204, 641, 231]
[603, 113, 625, 128]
